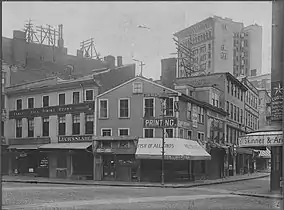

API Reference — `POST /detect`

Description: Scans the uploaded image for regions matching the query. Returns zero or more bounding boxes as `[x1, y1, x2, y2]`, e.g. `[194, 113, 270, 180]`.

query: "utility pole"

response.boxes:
[0, 57, 3, 210]
[133, 59, 145, 76]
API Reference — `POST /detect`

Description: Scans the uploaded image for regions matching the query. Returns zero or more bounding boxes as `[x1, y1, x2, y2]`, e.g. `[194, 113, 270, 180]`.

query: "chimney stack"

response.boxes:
[117, 56, 123, 67]
[161, 58, 177, 88]
[77, 49, 83, 58]
[104, 55, 116, 70]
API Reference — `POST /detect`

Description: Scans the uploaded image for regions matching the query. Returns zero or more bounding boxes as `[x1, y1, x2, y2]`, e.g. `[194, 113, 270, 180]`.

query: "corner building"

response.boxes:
[6, 76, 97, 179]
[94, 76, 227, 182]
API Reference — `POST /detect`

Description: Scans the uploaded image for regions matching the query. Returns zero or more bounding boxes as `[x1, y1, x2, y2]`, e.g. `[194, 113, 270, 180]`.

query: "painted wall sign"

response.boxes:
[192, 105, 198, 128]
[143, 117, 177, 128]
[238, 134, 283, 147]
[270, 81, 283, 121]
[96, 148, 113, 153]
[143, 93, 178, 98]
[177, 120, 191, 128]
[9, 102, 94, 119]
[58, 135, 93, 143]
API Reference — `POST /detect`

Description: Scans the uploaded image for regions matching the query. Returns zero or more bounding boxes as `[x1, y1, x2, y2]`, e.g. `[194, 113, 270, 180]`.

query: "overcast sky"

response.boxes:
[3, 2, 272, 79]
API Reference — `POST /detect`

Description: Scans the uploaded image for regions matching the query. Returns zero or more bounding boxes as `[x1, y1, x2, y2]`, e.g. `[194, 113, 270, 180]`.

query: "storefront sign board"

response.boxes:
[58, 135, 93, 143]
[239, 133, 283, 147]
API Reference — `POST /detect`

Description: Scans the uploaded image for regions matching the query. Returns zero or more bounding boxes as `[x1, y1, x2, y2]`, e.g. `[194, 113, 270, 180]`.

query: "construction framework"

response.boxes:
[80, 38, 101, 60]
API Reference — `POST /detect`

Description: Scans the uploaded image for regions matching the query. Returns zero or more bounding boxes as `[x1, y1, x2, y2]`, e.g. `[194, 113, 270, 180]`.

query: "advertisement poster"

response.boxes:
[271, 81, 283, 121]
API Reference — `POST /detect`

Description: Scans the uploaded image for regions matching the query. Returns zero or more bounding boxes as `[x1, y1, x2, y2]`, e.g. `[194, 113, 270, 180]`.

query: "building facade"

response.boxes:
[258, 89, 271, 129]
[174, 16, 262, 78]
[94, 76, 227, 182]
[5, 76, 98, 179]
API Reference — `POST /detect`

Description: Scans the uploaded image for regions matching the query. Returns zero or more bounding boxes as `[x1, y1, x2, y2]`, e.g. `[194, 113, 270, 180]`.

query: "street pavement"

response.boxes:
[2, 177, 280, 210]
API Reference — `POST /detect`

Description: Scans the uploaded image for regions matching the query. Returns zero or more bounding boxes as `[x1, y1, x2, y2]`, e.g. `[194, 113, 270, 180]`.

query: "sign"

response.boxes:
[96, 148, 113, 153]
[143, 92, 178, 98]
[9, 101, 94, 119]
[143, 117, 177, 128]
[177, 120, 190, 128]
[58, 135, 93, 143]
[239, 133, 283, 147]
[192, 105, 198, 128]
[271, 81, 283, 121]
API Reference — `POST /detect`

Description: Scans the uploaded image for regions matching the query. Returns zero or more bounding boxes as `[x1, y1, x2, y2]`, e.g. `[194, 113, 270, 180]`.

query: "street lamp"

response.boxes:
[158, 89, 169, 185]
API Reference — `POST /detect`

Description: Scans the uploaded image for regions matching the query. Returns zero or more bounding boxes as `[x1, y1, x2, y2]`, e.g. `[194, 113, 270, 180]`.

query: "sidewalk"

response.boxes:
[2, 172, 269, 188]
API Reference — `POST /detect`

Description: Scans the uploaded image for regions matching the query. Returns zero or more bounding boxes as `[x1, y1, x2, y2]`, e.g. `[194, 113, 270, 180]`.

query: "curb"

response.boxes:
[231, 192, 283, 200]
[2, 174, 269, 188]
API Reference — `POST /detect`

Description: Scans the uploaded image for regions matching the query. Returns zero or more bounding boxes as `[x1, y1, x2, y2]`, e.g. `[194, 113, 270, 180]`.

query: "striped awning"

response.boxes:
[255, 149, 271, 159]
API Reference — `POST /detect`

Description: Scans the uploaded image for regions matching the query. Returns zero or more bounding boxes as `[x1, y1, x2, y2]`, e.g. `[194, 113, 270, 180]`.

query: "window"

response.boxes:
[165, 128, 174, 138]
[212, 92, 219, 107]
[72, 114, 80, 135]
[27, 98, 34, 109]
[16, 99, 22, 110]
[227, 81, 230, 93]
[73, 92, 80, 104]
[200, 63, 206, 71]
[133, 82, 143, 94]
[240, 90, 243, 101]
[186, 130, 192, 139]
[231, 83, 234, 95]
[101, 141, 112, 149]
[201, 160, 206, 173]
[233, 105, 236, 121]
[200, 54, 207, 62]
[42, 96, 49, 107]
[42, 117, 49, 136]
[237, 88, 240, 99]
[85, 90, 94, 101]
[198, 132, 205, 141]
[118, 128, 129, 136]
[28, 118, 34, 137]
[1, 121, 4, 136]
[59, 93, 65, 105]
[208, 43, 211, 50]
[220, 52, 227, 60]
[118, 141, 129, 149]
[99, 99, 108, 118]
[58, 115, 66, 136]
[2, 72, 6, 86]
[165, 98, 174, 116]
[144, 98, 154, 117]
[197, 107, 204, 124]
[85, 114, 94, 134]
[240, 109, 243, 124]
[244, 40, 248, 47]
[200, 46, 206, 53]
[102, 128, 112, 137]
[230, 104, 233, 119]
[16, 119, 22, 138]
[234, 86, 237, 97]
[144, 128, 154, 138]
[179, 128, 184, 138]
[119, 99, 130, 118]
[187, 102, 192, 120]
[237, 107, 239, 122]
[221, 45, 225, 50]
[208, 60, 211, 69]
[226, 101, 230, 114]
[208, 52, 211, 59]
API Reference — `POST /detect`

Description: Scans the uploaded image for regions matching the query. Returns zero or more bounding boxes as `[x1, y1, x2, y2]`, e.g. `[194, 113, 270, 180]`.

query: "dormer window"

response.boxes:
[133, 82, 143, 94]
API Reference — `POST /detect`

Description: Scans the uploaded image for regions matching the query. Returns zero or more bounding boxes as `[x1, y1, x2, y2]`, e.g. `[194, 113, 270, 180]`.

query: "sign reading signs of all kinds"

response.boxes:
[9, 102, 95, 119]
[238, 133, 283, 147]
[271, 81, 283, 121]
[143, 118, 177, 128]
[58, 135, 93, 143]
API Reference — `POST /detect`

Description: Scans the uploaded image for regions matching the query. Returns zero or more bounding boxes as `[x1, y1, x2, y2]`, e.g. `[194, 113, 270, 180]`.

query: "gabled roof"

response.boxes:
[96, 76, 182, 98]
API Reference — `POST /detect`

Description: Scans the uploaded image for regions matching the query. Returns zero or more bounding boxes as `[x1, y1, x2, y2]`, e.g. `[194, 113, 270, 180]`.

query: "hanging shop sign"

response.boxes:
[58, 135, 93, 143]
[9, 101, 95, 119]
[270, 81, 283, 121]
[143, 117, 177, 128]
[192, 105, 198, 128]
[238, 133, 283, 147]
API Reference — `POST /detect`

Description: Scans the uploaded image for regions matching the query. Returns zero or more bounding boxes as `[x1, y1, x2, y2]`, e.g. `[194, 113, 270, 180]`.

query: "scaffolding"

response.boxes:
[80, 38, 101, 60]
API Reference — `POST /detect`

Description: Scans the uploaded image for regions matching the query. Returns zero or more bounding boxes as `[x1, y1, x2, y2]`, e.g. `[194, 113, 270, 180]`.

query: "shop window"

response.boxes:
[16, 119, 22, 137]
[72, 114, 80, 135]
[118, 128, 129, 136]
[28, 118, 34, 137]
[16, 99, 22, 110]
[133, 82, 143, 94]
[85, 114, 94, 134]
[144, 128, 154, 138]
[42, 96, 49, 107]
[187, 130, 192, 139]
[101, 128, 112, 136]
[197, 107, 204, 124]
[165, 128, 174, 138]
[179, 128, 184, 138]
[201, 160, 206, 173]
[42, 117, 49, 136]
[102, 141, 112, 148]
[57, 154, 67, 168]
[85, 90, 94, 101]
[59, 93, 65, 105]
[99, 99, 108, 118]
[27, 97, 34, 109]
[198, 132, 205, 141]
[144, 98, 154, 117]
[58, 115, 66, 136]
[119, 98, 130, 118]
[187, 102, 192, 120]
[1, 121, 4, 136]
[73, 92, 80, 104]
[165, 97, 174, 117]
[118, 141, 129, 149]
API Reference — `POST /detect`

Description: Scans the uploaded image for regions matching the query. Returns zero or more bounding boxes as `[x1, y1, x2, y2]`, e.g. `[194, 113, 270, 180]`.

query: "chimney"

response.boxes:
[117, 56, 123, 67]
[161, 58, 177, 88]
[105, 55, 115, 70]
[13, 30, 26, 40]
[77, 50, 83, 58]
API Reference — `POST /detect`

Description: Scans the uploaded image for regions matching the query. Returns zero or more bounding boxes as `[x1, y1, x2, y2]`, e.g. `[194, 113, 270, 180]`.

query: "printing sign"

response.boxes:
[143, 117, 177, 128]
[271, 81, 283, 121]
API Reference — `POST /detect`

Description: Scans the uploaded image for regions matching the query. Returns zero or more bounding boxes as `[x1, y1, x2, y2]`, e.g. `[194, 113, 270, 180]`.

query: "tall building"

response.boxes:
[174, 16, 262, 78]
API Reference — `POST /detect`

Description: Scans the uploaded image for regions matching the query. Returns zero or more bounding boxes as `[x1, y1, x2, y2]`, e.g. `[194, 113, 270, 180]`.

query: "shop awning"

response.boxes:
[255, 149, 271, 159]
[39, 142, 92, 150]
[135, 138, 211, 160]
[7, 144, 42, 150]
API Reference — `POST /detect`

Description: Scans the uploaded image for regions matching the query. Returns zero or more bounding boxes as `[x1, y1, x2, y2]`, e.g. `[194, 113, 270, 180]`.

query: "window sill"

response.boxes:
[118, 117, 130, 119]
[99, 117, 109, 120]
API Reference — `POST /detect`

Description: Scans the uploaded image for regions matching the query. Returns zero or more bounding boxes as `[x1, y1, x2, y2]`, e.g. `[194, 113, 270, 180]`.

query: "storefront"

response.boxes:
[93, 136, 138, 182]
[135, 138, 211, 182]
[39, 135, 93, 180]
[7, 137, 50, 176]
[255, 148, 271, 171]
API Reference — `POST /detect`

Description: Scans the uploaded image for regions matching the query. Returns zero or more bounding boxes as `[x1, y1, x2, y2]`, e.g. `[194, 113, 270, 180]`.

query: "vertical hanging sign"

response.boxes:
[271, 81, 283, 121]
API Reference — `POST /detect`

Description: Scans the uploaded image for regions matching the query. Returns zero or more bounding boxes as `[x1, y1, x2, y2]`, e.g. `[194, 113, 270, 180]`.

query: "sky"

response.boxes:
[2, 2, 272, 80]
